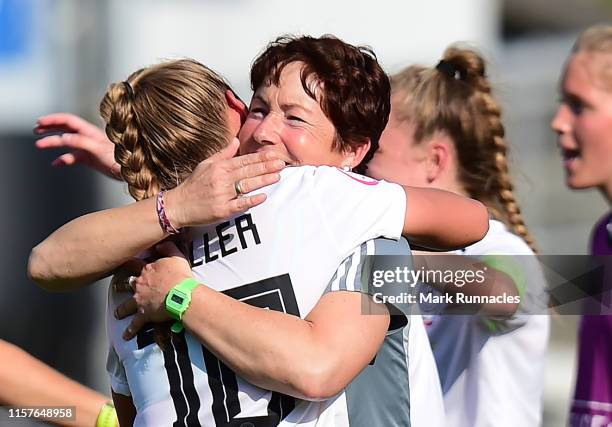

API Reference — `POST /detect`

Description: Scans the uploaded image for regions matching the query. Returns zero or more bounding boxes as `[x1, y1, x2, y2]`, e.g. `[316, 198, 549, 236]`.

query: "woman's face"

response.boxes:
[238, 61, 346, 167]
[551, 52, 612, 194]
[366, 94, 430, 186]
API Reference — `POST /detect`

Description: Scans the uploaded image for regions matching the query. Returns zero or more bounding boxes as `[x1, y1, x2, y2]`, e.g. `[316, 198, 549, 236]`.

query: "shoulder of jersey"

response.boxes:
[462, 219, 534, 256]
[282, 165, 380, 185]
[337, 169, 380, 185]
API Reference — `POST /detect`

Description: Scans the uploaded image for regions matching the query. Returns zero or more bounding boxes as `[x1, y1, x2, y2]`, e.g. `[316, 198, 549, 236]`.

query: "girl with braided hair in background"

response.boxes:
[552, 25, 612, 426]
[366, 46, 550, 427]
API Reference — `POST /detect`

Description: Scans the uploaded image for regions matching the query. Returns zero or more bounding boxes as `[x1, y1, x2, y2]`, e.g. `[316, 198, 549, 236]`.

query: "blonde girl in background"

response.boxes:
[551, 25, 612, 427]
[367, 46, 550, 427]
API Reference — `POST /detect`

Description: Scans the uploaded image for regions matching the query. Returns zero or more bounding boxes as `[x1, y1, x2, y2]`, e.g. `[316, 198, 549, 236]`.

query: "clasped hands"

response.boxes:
[112, 241, 194, 340]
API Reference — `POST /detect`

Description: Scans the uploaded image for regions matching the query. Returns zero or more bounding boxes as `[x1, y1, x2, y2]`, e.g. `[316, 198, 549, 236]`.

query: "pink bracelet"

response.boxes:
[156, 191, 180, 235]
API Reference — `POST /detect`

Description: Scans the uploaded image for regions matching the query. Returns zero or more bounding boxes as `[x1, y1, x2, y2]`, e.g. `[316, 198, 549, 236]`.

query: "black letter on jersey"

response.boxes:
[203, 232, 219, 263]
[189, 240, 203, 267]
[235, 214, 261, 249]
[217, 221, 238, 257]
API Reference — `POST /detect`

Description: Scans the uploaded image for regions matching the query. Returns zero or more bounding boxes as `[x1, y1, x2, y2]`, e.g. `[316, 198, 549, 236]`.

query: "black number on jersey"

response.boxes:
[166, 274, 299, 427]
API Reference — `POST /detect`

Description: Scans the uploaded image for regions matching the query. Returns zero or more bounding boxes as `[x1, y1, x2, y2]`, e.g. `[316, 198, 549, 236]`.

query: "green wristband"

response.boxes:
[481, 254, 526, 299]
[165, 278, 200, 333]
[480, 254, 526, 332]
[96, 401, 118, 427]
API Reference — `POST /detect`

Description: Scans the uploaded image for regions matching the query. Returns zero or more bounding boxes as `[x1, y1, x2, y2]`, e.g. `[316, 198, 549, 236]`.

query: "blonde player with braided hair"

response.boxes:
[99, 59, 234, 202]
[94, 58, 280, 425]
[367, 46, 549, 426]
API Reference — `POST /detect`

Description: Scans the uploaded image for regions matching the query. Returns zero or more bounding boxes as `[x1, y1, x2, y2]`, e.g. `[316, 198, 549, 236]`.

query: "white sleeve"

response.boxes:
[106, 345, 131, 396]
[324, 237, 412, 333]
[306, 166, 406, 260]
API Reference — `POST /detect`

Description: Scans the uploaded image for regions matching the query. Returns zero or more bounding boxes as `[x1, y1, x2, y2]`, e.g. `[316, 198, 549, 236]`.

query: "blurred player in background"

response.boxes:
[551, 25, 612, 427]
[366, 46, 550, 426]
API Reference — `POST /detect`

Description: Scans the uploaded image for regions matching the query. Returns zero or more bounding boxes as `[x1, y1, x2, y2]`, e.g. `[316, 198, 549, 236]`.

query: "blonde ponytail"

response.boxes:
[391, 46, 537, 251]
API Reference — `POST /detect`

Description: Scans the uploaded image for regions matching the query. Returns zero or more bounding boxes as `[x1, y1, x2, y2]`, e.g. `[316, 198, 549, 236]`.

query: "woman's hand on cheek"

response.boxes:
[164, 138, 285, 228]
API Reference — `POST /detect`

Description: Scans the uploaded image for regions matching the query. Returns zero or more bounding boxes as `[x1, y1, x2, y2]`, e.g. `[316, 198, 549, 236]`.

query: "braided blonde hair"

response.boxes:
[100, 59, 234, 349]
[391, 46, 537, 251]
[100, 59, 231, 201]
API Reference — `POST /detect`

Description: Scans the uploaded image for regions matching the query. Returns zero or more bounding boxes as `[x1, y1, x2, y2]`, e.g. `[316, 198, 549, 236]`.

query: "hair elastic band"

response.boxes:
[436, 59, 463, 80]
[123, 81, 135, 98]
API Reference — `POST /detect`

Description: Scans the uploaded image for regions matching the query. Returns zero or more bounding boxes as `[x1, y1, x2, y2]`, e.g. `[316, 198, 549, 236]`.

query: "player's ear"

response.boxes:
[423, 134, 452, 183]
[225, 90, 248, 125]
[342, 139, 371, 170]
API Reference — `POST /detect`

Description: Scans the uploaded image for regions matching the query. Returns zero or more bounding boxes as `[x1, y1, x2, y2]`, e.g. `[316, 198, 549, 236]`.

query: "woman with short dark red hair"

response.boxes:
[32, 34, 488, 426]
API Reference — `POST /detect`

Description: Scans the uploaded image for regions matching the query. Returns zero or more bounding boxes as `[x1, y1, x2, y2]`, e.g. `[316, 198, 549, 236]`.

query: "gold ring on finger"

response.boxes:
[234, 180, 244, 197]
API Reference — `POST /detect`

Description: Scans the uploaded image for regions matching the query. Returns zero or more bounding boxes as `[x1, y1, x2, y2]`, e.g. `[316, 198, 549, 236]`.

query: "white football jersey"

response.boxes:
[406, 315, 446, 427]
[425, 220, 550, 427]
[107, 165, 407, 427]
[323, 236, 445, 427]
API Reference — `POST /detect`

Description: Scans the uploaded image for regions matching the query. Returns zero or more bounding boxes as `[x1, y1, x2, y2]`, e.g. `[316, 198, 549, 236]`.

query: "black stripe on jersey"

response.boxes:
[161, 338, 188, 427]
[268, 392, 295, 422]
[219, 359, 241, 421]
[202, 346, 240, 425]
[173, 332, 201, 426]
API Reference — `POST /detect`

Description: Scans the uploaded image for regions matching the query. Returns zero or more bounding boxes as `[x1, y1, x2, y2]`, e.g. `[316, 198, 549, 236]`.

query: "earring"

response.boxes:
[342, 164, 352, 172]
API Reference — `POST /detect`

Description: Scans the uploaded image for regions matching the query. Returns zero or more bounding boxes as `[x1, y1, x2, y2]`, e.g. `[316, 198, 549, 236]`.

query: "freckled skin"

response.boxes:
[238, 62, 347, 167]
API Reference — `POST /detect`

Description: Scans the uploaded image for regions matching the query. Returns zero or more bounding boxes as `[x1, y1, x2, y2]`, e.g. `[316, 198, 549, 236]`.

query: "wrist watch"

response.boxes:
[166, 278, 200, 333]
